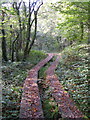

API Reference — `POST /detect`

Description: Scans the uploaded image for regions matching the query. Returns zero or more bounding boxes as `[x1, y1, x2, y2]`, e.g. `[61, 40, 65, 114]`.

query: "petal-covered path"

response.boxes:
[20, 53, 84, 119]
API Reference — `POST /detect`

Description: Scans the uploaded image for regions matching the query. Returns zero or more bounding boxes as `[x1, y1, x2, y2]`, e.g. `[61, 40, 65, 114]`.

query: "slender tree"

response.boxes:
[28, 10, 37, 54]
[11, 32, 19, 62]
[13, 1, 22, 48]
[23, 0, 32, 59]
[88, 2, 90, 44]
[23, 0, 43, 60]
[1, 10, 8, 61]
[80, 22, 84, 42]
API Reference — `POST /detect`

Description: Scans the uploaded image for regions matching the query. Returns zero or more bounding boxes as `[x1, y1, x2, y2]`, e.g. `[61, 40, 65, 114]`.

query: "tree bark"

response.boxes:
[28, 11, 37, 54]
[23, 0, 43, 60]
[16, 38, 20, 61]
[11, 33, 19, 62]
[88, 2, 90, 44]
[80, 22, 84, 42]
[1, 10, 8, 61]
[18, 14, 22, 48]
[13, 2, 22, 49]
[27, 1, 43, 54]
[23, 0, 31, 60]
[9, 25, 13, 58]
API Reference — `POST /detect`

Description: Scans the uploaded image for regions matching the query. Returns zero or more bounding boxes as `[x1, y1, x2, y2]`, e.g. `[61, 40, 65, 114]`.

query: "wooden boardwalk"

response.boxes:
[20, 53, 85, 119]
[46, 55, 84, 118]
[19, 54, 54, 118]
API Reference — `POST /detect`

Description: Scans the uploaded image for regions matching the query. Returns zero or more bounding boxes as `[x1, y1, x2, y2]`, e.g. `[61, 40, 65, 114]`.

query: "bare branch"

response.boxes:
[30, 18, 35, 27]
[18, 0, 23, 9]
[36, 2, 43, 12]
[31, 0, 43, 13]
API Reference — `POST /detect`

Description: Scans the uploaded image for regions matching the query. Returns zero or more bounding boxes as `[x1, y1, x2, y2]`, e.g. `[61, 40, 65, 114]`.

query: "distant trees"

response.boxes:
[35, 2, 61, 52]
[1, 1, 89, 62]
[1, 0, 43, 62]
[52, 2, 90, 45]
[36, 1, 90, 53]
[23, 0, 43, 60]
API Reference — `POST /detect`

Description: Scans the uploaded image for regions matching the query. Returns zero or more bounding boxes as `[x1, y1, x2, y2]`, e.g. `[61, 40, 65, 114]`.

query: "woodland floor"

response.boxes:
[2, 44, 89, 119]
[19, 53, 85, 119]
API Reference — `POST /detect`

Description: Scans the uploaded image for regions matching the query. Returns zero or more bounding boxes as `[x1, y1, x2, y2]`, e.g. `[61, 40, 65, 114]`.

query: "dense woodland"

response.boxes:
[1, 0, 89, 119]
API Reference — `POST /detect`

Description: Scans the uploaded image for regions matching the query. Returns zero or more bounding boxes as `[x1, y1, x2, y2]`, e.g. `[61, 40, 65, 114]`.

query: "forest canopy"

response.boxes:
[0, 0, 90, 62]
[1, 0, 89, 119]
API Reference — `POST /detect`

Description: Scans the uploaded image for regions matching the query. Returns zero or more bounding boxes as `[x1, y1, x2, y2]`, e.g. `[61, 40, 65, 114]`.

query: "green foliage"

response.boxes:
[27, 50, 47, 65]
[40, 83, 59, 119]
[43, 98, 58, 119]
[38, 57, 55, 79]
[2, 86, 22, 119]
[51, 2, 89, 43]
[56, 44, 89, 118]
[2, 50, 47, 119]
[1, 1, 89, 119]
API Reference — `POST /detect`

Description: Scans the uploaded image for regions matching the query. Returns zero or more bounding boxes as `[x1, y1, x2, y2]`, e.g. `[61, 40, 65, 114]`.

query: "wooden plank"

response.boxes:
[46, 55, 84, 118]
[19, 54, 54, 119]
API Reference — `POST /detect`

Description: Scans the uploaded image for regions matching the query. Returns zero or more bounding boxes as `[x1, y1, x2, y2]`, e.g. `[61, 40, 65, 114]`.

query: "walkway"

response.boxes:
[20, 53, 84, 119]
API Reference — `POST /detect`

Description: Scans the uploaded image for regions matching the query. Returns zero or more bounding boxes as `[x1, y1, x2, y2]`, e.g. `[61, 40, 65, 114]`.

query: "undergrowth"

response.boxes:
[56, 43, 89, 118]
[38, 56, 60, 119]
[2, 45, 89, 119]
[38, 75, 60, 119]
[2, 50, 47, 119]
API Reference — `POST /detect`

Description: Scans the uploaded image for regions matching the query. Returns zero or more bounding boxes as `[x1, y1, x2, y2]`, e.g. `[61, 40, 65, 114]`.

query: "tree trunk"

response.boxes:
[88, 2, 90, 44]
[13, 2, 22, 48]
[18, 13, 22, 49]
[28, 11, 37, 54]
[80, 22, 84, 42]
[23, 0, 31, 60]
[9, 25, 13, 58]
[16, 38, 20, 61]
[12, 2, 22, 61]
[22, 2, 27, 50]
[23, 0, 43, 60]
[1, 10, 8, 61]
[11, 33, 19, 62]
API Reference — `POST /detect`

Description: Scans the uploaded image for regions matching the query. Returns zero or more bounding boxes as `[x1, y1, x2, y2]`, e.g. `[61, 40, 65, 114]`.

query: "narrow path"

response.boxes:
[20, 53, 85, 119]
[19, 53, 54, 119]
[46, 55, 84, 118]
